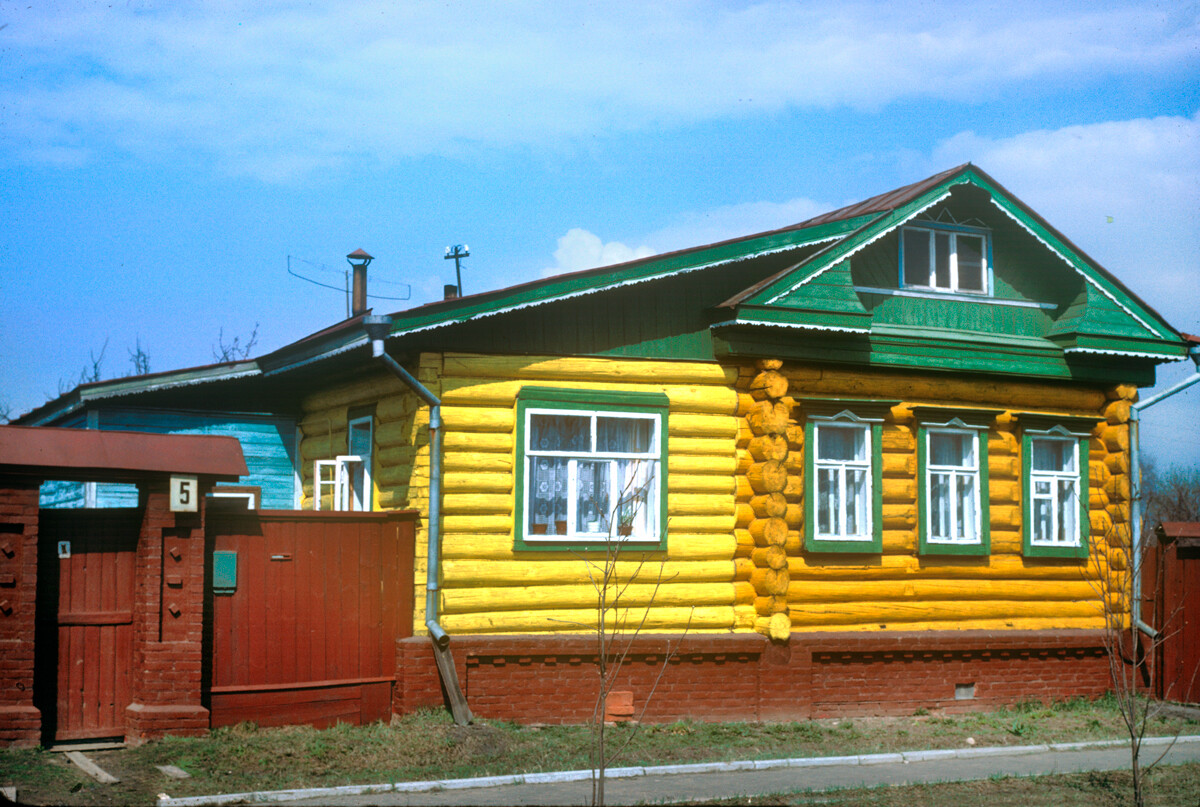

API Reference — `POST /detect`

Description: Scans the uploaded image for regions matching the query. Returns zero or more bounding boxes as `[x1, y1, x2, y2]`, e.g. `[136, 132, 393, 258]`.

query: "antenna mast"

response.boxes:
[444, 244, 470, 297]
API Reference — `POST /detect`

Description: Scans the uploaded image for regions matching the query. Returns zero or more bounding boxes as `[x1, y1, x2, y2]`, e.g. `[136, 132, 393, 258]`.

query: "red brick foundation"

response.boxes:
[0, 484, 41, 746]
[396, 630, 1110, 724]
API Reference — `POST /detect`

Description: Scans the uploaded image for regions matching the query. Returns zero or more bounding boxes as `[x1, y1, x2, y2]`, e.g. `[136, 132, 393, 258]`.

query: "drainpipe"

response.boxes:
[1129, 340, 1200, 637]
[361, 315, 448, 648]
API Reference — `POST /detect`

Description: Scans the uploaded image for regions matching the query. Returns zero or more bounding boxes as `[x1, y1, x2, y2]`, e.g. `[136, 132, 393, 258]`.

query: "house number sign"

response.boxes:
[170, 475, 199, 512]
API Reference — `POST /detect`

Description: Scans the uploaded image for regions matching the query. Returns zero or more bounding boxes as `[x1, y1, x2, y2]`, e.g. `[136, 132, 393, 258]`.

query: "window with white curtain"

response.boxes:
[814, 423, 872, 541]
[517, 388, 667, 547]
[1029, 436, 1080, 547]
[925, 428, 981, 545]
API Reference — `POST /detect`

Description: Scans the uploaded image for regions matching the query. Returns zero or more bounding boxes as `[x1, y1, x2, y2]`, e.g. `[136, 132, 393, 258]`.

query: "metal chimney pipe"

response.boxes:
[346, 249, 374, 317]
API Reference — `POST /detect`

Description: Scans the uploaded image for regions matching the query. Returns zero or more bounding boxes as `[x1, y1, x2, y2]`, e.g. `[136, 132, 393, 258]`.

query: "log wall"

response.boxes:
[297, 353, 1131, 640]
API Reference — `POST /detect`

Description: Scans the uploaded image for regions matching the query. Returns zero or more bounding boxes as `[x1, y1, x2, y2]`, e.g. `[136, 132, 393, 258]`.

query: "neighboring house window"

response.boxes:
[914, 408, 999, 556]
[515, 387, 668, 549]
[313, 409, 374, 512]
[900, 223, 991, 295]
[802, 399, 894, 554]
[1019, 416, 1094, 559]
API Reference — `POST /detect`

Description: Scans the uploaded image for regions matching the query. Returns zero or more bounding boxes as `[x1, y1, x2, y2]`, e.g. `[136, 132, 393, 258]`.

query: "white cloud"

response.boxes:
[2, 1, 1196, 180]
[542, 228, 655, 277]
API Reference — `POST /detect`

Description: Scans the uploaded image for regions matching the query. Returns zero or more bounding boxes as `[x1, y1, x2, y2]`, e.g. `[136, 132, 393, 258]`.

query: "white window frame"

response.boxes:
[314, 455, 369, 512]
[1028, 435, 1081, 548]
[924, 427, 983, 545]
[900, 223, 991, 295]
[522, 406, 662, 544]
[812, 421, 873, 542]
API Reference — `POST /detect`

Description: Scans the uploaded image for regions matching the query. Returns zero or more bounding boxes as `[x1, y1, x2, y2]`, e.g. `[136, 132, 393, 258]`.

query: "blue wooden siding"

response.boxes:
[38, 408, 297, 509]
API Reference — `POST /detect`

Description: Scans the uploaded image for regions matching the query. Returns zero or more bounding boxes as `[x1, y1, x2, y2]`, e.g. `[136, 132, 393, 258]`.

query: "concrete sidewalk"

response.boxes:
[158, 735, 1200, 807]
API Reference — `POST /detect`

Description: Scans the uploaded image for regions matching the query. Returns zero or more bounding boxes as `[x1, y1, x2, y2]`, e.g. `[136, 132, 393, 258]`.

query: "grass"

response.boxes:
[1, 695, 1197, 806]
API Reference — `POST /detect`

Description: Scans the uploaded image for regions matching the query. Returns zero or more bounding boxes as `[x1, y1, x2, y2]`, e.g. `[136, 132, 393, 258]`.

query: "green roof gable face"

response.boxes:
[712, 166, 1186, 384]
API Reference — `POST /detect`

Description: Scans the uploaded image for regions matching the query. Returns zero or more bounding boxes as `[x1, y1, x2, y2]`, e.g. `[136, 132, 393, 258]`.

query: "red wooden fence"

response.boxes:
[205, 511, 416, 729]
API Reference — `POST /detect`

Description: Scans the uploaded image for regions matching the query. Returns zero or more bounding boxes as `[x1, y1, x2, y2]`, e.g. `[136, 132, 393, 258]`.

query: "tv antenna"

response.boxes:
[286, 255, 411, 317]
[444, 244, 469, 297]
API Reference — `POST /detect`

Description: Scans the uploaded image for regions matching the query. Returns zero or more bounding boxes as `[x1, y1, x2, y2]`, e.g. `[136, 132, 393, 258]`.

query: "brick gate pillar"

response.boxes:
[125, 483, 210, 743]
[0, 482, 42, 746]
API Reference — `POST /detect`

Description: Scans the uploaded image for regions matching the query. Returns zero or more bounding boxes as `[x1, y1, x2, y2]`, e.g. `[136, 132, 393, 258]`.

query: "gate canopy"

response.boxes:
[0, 425, 246, 483]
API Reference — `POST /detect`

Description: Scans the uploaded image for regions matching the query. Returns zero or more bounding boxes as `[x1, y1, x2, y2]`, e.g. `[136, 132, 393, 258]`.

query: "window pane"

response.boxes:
[596, 416, 653, 453]
[529, 457, 569, 534]
[530, 413, 589, 452]
[930, 432, 972, 467]
[956, 475, 976, 540]
[575, 460, 612, 535]
[931, 473, 950, 538]
[1057, 479, 1077, 544]
[934, 232, 952, 288]
[818, 425, 866, 461]
[957, 235, 985, 291]
[615, 459, 654, 536]
[904, 229, 930, 285]
[1033, 498, 1053, 542]
[847, 469, 867, 535]
[348, 420, 372, 457]
[817, 468, 837, 534]
[1033, 438, 1074, 473]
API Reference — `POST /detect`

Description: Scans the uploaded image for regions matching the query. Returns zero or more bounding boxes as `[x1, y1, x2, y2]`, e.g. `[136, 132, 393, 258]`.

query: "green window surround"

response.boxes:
[1018, 414, 1096, 560]
[514, 386, 669, 552]
[913, 407, 1001, 557]
[801, 399, 896, 554]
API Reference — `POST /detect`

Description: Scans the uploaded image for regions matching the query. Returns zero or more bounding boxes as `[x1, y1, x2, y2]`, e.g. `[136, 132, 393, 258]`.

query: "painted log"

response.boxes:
[735, 502, 754, 528]
[751, 545, 788, 570]
[749, 370, 789, 401]
[747, 461, 787, 494]
[749, 518, 788, 546]
[750, 493, 788, 519]
[748, 434, 789, 461]
[440, 582, 736, 614]
[791, 616, 1106, 633]
[785, 578, 1097, 604]
[754, 595, 789, 616]
[440, 605, 735, 634]
[745, 401, 790, 435]
[440, 353, 739, 385]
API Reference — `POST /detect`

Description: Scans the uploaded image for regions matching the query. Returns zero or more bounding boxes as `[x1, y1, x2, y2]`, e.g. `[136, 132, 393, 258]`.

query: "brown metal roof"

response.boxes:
[0, 425, 247, 482]
[1157, 522, 1200, 542]
[785, 164, 970, 229]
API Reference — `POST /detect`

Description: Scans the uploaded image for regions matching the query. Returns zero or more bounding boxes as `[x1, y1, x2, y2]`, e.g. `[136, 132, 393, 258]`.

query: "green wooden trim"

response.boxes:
[917, 425, 992, 557]
[1013, 413, 1100, 435]
[513, 386, 669, 553]
[798, 398, 899, 420]
[386, 216, 874, 339]
[803, 418, 884, 554]
[910, 406, 1004, 429]
[744, 176, 972, 306]
[1021, 430, 1090, 560]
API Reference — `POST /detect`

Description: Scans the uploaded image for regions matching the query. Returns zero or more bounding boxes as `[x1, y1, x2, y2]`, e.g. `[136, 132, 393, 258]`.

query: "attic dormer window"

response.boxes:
[900, 223, 990, 295]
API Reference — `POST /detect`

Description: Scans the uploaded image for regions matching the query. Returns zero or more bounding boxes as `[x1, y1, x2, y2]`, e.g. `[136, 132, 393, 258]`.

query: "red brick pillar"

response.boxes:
[125, 483, 209, 743]
[0, 482, 42, 746]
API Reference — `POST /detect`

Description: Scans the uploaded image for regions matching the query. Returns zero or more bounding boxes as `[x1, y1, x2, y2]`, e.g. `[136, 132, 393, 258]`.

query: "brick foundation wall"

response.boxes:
[396, 630, 1111, 724]
[0, 483, 41, 746]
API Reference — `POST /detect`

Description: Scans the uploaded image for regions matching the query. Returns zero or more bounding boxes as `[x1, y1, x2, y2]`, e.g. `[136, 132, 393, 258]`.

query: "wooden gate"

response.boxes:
[205, 511, 415, 729]
[35, 509, 140, 742]
[1149, 523, 1200, 704]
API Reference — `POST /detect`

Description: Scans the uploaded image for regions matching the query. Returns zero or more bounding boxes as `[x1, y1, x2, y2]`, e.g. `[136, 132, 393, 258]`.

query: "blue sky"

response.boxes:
[1, 1, 1197, 467]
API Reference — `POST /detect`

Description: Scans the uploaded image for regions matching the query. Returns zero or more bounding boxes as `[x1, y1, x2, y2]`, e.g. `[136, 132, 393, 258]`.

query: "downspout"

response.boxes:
[362, 315, 448, 646]
[1129, 341, 1200, 637]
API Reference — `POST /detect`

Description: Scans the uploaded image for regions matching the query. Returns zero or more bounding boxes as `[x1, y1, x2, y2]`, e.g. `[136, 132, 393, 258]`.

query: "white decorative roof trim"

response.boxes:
[764, 191, 953, 305]
[711, 317, 870, 335]
[1062, 346, 1183, 361]
[396, 235, 844, 339]
[988, 198, 1162, 338]
[98, 367, 261, 398]
[263, 335, 369, 376]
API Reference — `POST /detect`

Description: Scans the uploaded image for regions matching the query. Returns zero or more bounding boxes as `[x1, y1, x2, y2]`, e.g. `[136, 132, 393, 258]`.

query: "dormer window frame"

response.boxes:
[900, 221, 993, 297]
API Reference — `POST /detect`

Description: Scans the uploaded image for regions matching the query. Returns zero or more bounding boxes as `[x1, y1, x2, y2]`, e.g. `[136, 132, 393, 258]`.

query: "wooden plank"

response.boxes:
[64, 751, 120, 784]
[57, 611, 133, 626]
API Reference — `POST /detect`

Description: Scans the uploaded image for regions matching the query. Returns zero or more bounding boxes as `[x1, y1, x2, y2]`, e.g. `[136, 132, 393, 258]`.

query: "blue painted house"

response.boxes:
[20, 361, 299, 509]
